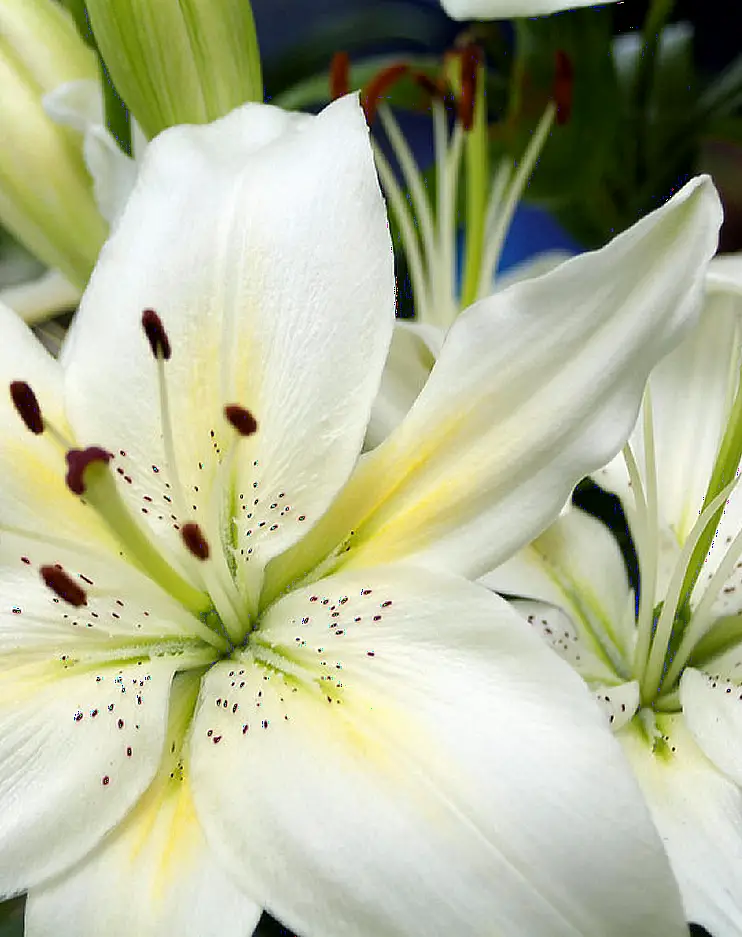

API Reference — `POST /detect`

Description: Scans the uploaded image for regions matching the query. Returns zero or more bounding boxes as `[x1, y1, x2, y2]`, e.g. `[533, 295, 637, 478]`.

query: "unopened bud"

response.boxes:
[0, 0, 107, 291]
[85, 0, 264, 139]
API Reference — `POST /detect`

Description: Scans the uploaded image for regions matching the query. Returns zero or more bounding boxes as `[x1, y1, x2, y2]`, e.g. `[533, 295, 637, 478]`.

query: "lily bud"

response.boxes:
[85, 0, 263, 140]
[0, 0, 108, 289]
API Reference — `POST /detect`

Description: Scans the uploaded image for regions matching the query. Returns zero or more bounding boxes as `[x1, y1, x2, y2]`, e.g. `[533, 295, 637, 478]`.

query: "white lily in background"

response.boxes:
[0, 0, 108, 323]
[440, 0, 618, 20]
[0, 93, 720, 937]
[485, 264, 742, 936]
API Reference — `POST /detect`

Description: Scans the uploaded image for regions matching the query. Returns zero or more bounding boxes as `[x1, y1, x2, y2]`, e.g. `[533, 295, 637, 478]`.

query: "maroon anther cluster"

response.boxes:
[142, 309, 172, 360]
[181, 522, 211, 560]
[66, 447, 113, 495]
[224, 405, 258, 437]
[9, 381, 43, 435]
[40, 565, 88, 607]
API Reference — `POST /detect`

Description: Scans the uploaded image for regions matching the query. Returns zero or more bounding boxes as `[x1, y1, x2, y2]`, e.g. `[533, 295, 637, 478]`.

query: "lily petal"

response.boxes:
[0, 653, 181, 897]
[365, 320, 444, 449]
[191, 566, 686, 937]
[62, 95, 394, 605]
[24, 673, 261, 937]
[596, 291, 742, 551]
[508, 598, 624, 687]
[440, 0, 618, 21]
[0, 268, 80, 324]
[270, 176, 721, 596]
[44, 80, 137, 225]
[621, 714, 742, 937]
[484, 507, 635, 673]
[707, 252, 742, 296]
[681, 664, 742, 788]
[0, 301, 116, 548]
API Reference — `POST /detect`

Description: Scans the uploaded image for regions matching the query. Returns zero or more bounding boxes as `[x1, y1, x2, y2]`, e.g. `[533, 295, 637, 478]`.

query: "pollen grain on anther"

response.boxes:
[40, 565, 88, 607]
[10, 381, 43, 434]
[181, 522, 210, 560]
[224, 405, 258, 437]
[141, 309, 172, 361]
[66, 446, 113, 495]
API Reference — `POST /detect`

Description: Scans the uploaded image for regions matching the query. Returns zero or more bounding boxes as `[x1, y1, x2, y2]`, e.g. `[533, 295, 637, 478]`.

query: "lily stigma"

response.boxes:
[0, 94, 723, 937]
[487, 279, 742, 935]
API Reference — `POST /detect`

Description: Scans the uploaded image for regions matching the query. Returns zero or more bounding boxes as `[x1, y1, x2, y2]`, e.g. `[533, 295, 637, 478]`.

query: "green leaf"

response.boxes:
[502, 8, 620, 208]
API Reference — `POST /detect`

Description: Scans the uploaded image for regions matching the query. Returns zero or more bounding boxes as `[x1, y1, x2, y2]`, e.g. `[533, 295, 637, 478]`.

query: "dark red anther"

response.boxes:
[361, 63, 409, 125]
[553, 50, 574, 126]
[40, 565, 88, 607]
[457, 45, 483, 132]
[10, 381, 43, 435]
[330, 52, 351, 101]
[181, 522, 210, 561]
[66, 446, 113, 495]
[412, 72, 445, 101]
[224, 405, 258, 437]
[141, 309, 172, 361]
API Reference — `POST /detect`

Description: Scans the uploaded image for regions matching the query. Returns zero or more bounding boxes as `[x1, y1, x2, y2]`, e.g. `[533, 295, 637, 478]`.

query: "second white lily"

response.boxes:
[487, 262, 742, 936]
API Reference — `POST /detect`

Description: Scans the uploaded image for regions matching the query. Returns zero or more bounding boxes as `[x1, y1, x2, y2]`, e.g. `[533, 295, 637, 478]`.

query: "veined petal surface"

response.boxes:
[0, 653, 184, 897]
[621, 715, 742, 937]
[270, 176, 721, 596]
[62, 95, 394, 603]
[24, 673, 261, 937]
[191, 566, 686, 937]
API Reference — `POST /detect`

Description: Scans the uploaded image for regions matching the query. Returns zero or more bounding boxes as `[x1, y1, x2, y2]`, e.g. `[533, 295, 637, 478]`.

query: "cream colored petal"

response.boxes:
[0, 654, 183, 897]
[621, 713, 742, 937]
[191, 566, 686, 937]
[365, 320, 443, 449]
[24, 673, 261, 937]
[484, 507, 635, 671]
[62, 96, 394, 611]
[266, 177, 721, 599]
[440, 0, 618, 19]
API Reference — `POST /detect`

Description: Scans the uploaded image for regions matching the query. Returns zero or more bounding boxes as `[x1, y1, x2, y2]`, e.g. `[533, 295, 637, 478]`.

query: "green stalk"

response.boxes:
[675, 361, 742, 627]
[460, 61, 489, 311]
[98, 52, 131, 156]
[60, 0, 95, 46]
[632, 0, 676, 186]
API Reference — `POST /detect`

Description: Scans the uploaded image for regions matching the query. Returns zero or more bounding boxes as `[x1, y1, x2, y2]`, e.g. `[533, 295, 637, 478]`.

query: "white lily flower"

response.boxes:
[440, 0, 618, 21]
[485, 260, 742, 935]
[0, 94, 721, 937]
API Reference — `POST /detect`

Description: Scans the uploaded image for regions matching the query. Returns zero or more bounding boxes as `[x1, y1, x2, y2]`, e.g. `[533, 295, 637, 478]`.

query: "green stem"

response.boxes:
[675, 362, 742, 630]
[460, 62, 489, 311]
[99, 53, 132, 157]
[60, 0, 96, 47]
[632, 0, 676, 186]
